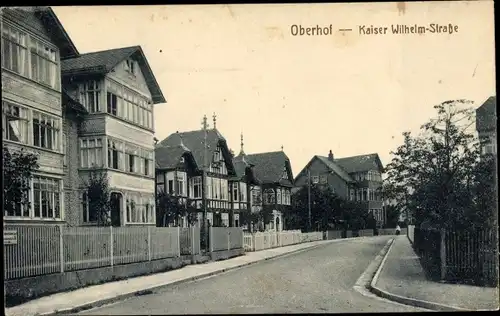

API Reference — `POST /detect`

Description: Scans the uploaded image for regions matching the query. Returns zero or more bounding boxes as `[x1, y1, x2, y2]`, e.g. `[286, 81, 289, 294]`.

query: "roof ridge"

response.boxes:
[75, 45, 140, 57]
[334, 153, 378, 160]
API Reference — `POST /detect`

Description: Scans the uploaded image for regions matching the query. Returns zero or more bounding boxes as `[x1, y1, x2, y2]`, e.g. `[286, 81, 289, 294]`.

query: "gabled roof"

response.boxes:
[476, 96, 496, 133]
[232, 155, 260, 184]
[243, 151, 294, 186]
[157, 129, 236, 175]
[334, 153, 384, 173]
[61, 46, 166, 104]
[2, 7, 79, 58]
[155, 145, 198, 171]
[316, 156, 355, 183]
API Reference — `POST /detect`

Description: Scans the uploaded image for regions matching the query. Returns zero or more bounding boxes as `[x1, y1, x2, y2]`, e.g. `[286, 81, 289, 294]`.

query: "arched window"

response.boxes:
[276, 188, 282, 205]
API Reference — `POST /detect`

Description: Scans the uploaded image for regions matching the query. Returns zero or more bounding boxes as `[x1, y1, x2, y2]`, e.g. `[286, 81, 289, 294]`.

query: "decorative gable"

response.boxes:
[209, 144, 228, 175]
[109, 58, 152, 100]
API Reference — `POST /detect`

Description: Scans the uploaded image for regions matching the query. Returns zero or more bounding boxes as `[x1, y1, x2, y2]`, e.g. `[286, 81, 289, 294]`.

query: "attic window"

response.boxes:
[179, 157, 185, 163]
[282, 167, 288, 180]
[125, 59, 136, 75]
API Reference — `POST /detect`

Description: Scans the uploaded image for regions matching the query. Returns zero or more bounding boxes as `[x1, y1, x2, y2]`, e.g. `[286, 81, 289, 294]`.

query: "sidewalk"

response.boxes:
[5, 239, 338, 316]
[373, 235, 499, 311]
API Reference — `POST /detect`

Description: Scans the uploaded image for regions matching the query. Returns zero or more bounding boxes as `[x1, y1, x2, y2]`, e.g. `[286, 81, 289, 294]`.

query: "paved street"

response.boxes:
[79, 237, 424, 314]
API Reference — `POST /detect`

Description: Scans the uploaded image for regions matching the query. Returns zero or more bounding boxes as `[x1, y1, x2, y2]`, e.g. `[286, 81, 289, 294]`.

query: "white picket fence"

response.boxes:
[243, 230, 319, 252]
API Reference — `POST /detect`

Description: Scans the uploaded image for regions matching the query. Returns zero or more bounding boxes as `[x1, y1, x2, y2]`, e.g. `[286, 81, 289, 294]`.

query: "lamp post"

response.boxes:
[308, 168, 312, 232]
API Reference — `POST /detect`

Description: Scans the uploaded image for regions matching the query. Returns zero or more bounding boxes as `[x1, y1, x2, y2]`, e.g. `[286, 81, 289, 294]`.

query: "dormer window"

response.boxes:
[125, 59, 136, 75]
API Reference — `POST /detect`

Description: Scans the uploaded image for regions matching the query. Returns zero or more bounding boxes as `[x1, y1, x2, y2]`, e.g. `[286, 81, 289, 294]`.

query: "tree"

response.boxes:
[289, 184, 343, 231]
[3, 146, 39, 216]
[156, 190, 187, 227]
[82, 170, 112, 226]
[384, 204, 401, 228]
[385, 99, 481, 229]
[339, 200, 372, 230]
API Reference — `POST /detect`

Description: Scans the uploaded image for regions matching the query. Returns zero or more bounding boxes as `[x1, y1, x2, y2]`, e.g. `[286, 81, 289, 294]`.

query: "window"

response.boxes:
[362, 188, 367, 201]
[176, 173, 185, 196]
[349, 189, 355, 201]
[192, 177, 202, 198]
[252, 188, 261, 205]
[168, 180, 174, 195]
[356, 189, 361, 201]
[127, 154, 136, 172]
[107, 139, 121, 170]
[312, 176, 319, 184]
[63, 132, 67, 166]
[33, 176, 61, 219]
[264, 189, 275, 205]
[125, 59, 135, 75]
[80, 80, 101, 113]
[2, 102, 29, 144]
[276, 188, 282, 204]
[140, 149, 154, 177]
[232, 183, 239, 201]
[1, 23, 29, 77]
[319, 175, 327, 184]
[282, 167, 288, 180]
[81, 138, 103, 168]
[107, 92, 118, 116]
[30, 37, 58, 89]
[82, 192, 99, 223]
[32, 111, 60, 151]
[240, 182, 247, 202]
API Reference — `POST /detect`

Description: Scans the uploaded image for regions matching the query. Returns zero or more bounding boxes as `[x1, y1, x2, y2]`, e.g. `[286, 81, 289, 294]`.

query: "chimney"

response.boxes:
[328, 150, 334, 161]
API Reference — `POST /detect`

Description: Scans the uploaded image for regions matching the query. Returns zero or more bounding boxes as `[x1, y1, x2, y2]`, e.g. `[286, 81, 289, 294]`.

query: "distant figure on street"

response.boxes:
[395, 224, 401, 236]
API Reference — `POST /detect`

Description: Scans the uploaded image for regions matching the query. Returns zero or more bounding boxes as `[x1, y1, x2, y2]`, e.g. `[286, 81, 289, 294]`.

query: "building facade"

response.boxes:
[476, 96, 497, 157]
[61, 46, 166, 226]
[236, 149, 294, 232]
[2, 7, 79, 223]
[155, 117, 246, 227]
[294, 150, 385, 226]
[2, 7, 166, 226]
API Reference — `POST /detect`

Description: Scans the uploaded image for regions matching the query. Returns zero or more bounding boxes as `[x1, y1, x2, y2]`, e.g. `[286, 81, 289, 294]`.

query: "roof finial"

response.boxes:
[239, 132, 245, 156]
[179, 133, 184, 147]
[212, 112, 217, 129]
[281, 145, 284, 151]
[202, 115, 209, 131]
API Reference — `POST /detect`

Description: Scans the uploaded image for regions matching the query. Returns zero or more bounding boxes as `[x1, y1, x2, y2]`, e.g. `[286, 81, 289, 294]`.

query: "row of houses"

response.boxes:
[2, 7, 389, 230]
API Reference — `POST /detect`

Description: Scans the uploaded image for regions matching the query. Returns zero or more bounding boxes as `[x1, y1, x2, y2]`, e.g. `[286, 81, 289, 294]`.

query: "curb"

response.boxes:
[37, 239, 337, 316]
[368, 237, 471, 312]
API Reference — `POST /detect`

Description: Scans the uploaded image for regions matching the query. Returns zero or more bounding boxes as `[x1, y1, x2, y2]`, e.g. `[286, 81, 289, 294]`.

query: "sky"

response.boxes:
[53, 2, 496, 176]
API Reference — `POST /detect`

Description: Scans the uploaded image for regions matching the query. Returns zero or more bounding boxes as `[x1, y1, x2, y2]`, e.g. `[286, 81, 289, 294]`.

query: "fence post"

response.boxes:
[110, 226, 114, 267]
[192, 226, 196, 255]
[228, 230, 231, 251]
[440, 228, 446, 281]
[59, 225, 64, 273]
[177, 226, 181, 257]
[209, 226, 213, 253]
[148, 225, 152, 261]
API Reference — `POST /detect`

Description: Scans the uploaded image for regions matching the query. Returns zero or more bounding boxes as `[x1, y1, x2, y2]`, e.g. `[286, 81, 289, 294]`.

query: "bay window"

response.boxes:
[32, 111, 60, 151]
[1, 23, 29, 77]
[30, 37, 58, 89]
[126, 195, 155, 224]
[80, 138, 103, 168]
[2, 101, 29, 144]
